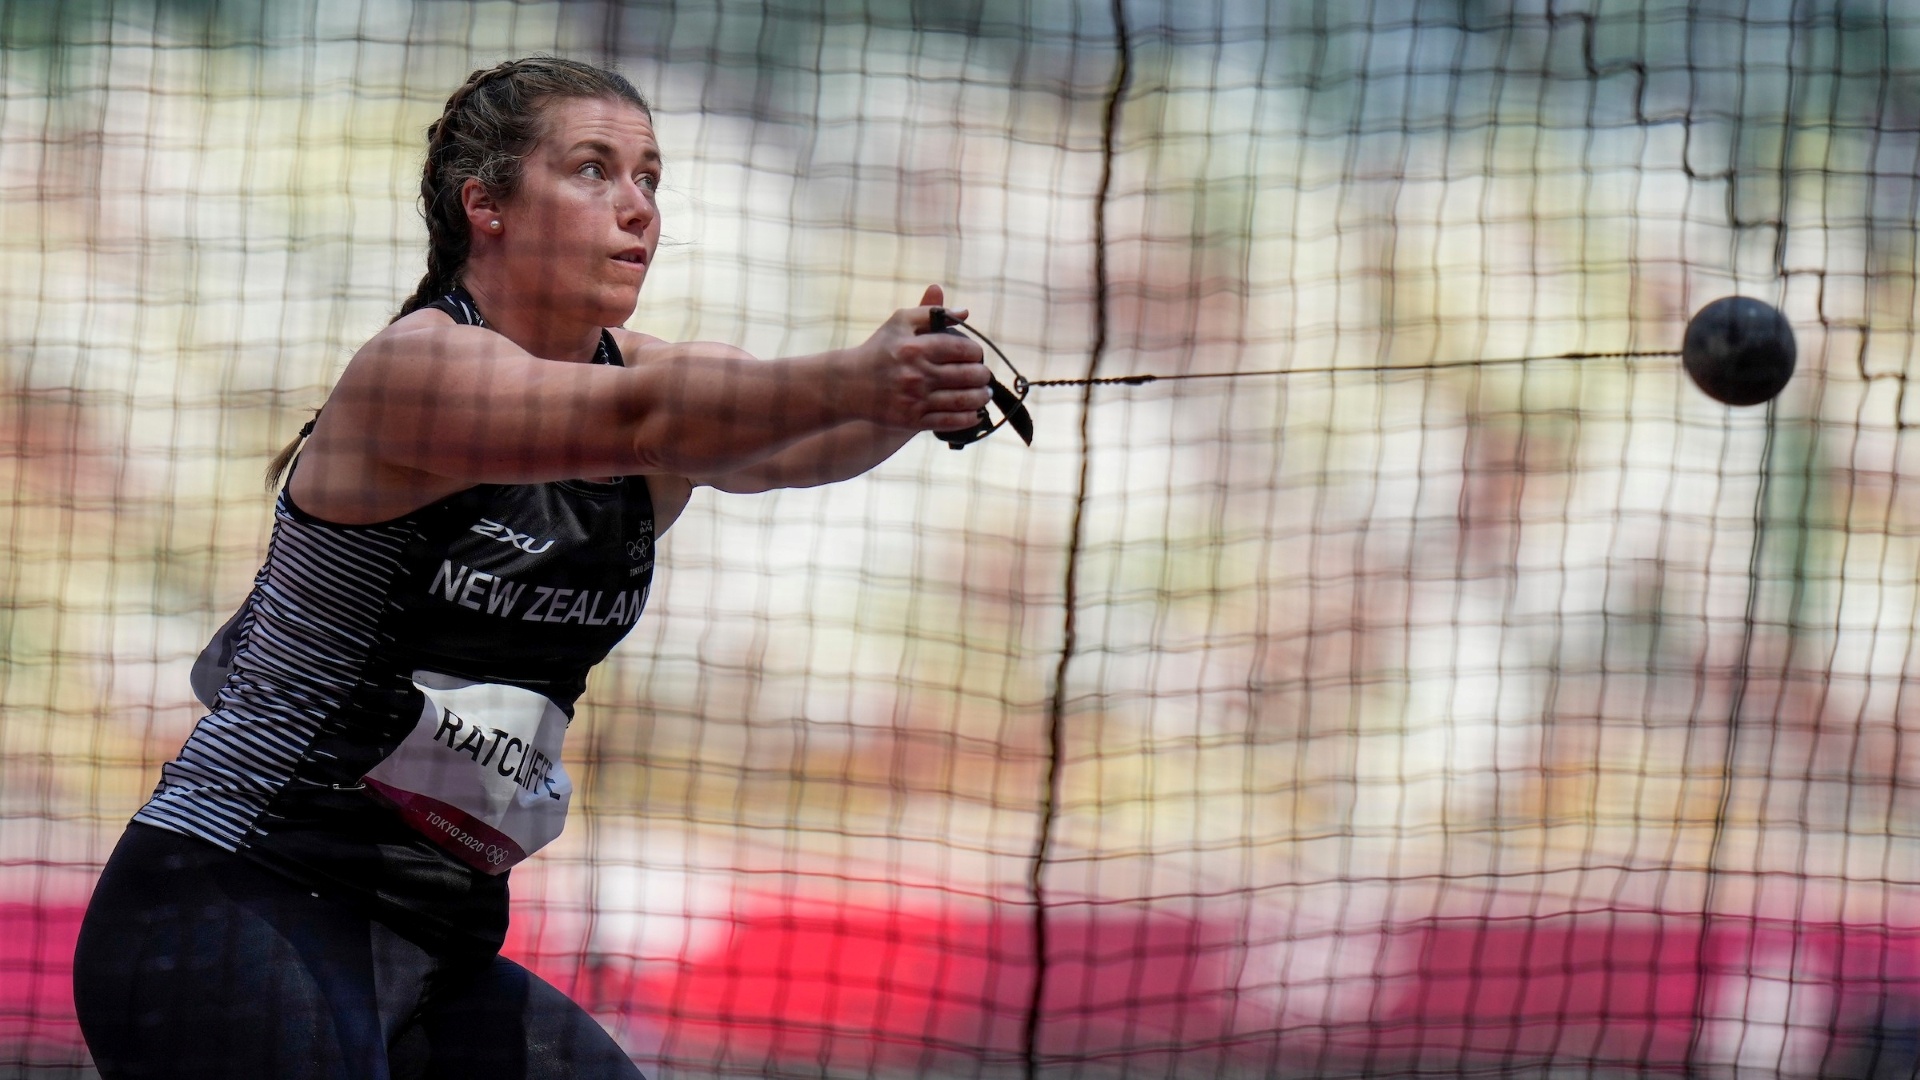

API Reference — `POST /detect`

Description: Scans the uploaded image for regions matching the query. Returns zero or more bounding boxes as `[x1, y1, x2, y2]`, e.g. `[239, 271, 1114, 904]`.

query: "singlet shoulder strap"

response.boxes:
[425, 286, 623, 367]
[596, 330, 623, 367]
[424, 287, 487, 328]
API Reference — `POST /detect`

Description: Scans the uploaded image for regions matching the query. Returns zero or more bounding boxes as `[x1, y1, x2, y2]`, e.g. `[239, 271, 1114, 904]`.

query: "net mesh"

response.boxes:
[5, 1, 1920, 1076]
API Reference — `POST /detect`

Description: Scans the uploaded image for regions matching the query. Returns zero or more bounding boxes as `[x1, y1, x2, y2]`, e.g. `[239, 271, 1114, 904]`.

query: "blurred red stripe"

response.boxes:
[10, 898, 1920, 1070]
[0, 904, 86, 1049]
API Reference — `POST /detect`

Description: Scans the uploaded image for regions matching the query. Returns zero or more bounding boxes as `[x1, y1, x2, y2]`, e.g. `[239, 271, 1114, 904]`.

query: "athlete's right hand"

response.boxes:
[846, 285, 991, 431]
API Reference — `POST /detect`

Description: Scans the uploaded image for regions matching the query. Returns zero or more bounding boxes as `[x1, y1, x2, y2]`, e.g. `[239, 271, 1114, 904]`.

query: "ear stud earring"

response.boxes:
[489, 220, 501, 231]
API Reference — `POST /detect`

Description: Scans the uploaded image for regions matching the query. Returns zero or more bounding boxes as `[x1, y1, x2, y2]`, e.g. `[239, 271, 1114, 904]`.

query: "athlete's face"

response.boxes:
[498, 97, 661, 327]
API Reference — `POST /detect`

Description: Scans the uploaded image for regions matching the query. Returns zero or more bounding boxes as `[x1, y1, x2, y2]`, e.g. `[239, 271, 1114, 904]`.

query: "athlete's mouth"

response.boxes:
[612, 249, 648, 266]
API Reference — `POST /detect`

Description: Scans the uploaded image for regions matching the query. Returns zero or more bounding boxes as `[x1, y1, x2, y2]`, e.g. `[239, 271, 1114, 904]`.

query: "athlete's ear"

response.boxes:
[462, 178, 504, 238]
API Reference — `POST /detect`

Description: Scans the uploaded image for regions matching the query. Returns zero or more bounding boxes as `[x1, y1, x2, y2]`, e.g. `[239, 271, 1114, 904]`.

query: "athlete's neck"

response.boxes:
[458, 275, 603, 364]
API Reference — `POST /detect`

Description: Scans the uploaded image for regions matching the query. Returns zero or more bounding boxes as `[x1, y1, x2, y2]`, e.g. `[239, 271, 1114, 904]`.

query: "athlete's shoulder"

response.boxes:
[341, 307, 488, 383]
[348, 305, 462, 362]
[608, 327, 754, 366]
[382, 305, 460, 339]
[607, 326, 663, 364]
[607, 325, 662, 350]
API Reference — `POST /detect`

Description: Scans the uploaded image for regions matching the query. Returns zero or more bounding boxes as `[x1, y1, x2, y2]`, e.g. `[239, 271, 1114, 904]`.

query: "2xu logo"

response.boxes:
[471, 518, 554, 554]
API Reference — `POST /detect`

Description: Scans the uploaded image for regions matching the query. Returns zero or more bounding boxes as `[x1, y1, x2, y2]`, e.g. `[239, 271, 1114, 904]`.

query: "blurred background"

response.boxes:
[6, 0, 1920, 1076]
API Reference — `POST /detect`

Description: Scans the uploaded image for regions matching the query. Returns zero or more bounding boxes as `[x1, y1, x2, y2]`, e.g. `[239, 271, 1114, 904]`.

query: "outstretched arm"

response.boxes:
[655, 287, 968, 495]
[292, 291, 986, 523]
[694, 419, 916, 494]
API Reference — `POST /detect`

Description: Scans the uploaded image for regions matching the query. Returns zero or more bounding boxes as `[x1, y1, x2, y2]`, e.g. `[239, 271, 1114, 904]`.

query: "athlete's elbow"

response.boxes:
[699, 470, 780, 495]
[693, 462, 829, 495]
[625, 415, 767, 478]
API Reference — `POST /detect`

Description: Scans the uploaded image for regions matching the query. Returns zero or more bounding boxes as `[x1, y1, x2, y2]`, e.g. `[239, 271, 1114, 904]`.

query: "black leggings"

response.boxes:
[72, 824, 644, 1080]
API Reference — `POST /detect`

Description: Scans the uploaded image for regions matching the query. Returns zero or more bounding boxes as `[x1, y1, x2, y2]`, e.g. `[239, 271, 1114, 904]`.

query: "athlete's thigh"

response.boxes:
[421, 955, 643, 1080]
[74, 826, 402, 1080]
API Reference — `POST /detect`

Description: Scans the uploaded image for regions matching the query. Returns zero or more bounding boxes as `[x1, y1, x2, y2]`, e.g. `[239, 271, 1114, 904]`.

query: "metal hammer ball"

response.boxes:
[1682, 297, 1796, 407]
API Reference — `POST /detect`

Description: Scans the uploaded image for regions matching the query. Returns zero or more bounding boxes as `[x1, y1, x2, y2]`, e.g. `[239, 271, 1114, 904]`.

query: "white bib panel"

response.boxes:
[362, 672, 573, 874]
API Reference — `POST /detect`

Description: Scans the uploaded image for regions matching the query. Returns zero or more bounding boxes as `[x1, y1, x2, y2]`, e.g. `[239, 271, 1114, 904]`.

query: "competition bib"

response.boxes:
[362, 672, 572, 875]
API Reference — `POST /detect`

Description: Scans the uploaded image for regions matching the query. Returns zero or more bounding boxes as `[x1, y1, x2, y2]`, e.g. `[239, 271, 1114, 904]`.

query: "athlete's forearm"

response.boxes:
[618, 345, 855, 477]
[698, 420, 917, 493]
[621, 327, 983, 479]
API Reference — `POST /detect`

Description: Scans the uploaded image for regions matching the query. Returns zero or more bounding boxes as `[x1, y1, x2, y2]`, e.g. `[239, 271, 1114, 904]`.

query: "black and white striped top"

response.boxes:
[138, 503, 414, 849]
[135, 290, 657, 952]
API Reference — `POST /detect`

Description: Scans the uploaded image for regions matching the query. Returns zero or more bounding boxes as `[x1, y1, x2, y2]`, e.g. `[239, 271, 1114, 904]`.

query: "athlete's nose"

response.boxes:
[615, 175, 656, 234]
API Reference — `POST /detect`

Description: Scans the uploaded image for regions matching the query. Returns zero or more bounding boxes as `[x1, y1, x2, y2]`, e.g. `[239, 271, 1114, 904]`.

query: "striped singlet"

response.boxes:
[135, 289, 656, 952]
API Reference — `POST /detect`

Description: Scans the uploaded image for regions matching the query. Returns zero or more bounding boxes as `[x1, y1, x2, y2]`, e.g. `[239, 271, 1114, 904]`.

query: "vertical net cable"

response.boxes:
[1023, 5, 1129, 1079]
[1684, 403, 1779, 1075]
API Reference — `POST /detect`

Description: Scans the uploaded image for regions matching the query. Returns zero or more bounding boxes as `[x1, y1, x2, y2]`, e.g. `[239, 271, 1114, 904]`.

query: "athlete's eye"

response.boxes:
[580, 162, 606, 180]
[637, 173, 660, 194]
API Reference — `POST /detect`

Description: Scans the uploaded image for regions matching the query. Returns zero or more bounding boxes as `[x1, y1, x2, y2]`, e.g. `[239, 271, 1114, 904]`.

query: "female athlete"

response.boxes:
[71, 57, 988, 1079]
